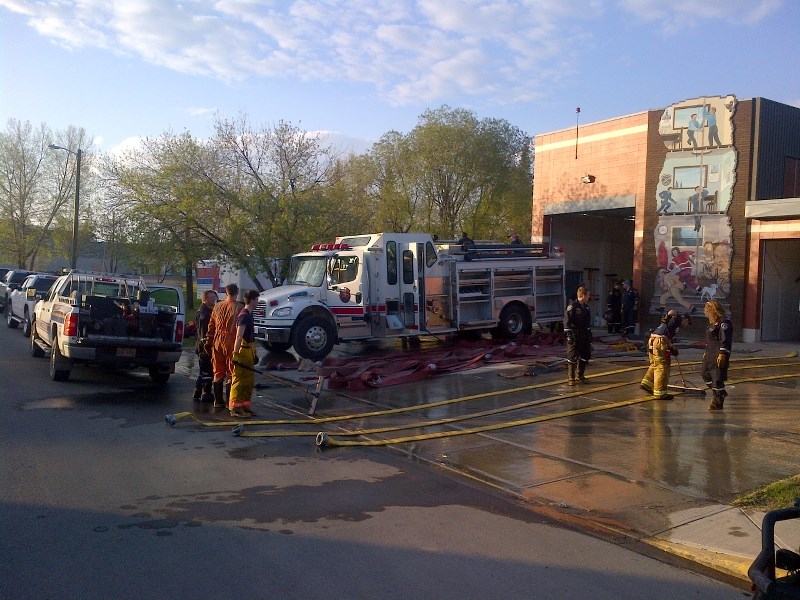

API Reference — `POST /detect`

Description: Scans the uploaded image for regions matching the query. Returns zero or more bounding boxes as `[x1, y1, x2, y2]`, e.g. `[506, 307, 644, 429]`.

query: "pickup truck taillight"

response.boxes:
[64, 314, 79, 337]
[175, 320, 183, 343]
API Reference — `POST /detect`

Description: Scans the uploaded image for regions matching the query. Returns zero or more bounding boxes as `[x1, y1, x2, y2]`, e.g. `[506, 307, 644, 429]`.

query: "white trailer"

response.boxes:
[253, 232, 566, 359]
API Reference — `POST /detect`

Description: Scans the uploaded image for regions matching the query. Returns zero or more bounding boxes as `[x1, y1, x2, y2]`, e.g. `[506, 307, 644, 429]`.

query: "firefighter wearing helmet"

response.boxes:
[641, 309, 690, 400]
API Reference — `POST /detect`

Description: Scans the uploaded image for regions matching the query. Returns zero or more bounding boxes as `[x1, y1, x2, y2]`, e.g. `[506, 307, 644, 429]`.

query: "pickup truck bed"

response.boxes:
[31, 272, 185, 383]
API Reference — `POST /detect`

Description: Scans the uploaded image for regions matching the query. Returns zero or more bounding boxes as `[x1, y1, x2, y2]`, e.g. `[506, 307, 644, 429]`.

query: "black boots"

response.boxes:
[708, 390, 727, 410]
[194, 383, 213, 402]
[200, 383, 214, 402]
[577, 361, 589, 384]
[212, 381, 225, 407]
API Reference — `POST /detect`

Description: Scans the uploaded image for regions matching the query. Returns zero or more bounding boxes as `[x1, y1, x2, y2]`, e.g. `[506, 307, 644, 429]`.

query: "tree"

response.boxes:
[359, 106, 533, 240]
[0, 119, 92, 269]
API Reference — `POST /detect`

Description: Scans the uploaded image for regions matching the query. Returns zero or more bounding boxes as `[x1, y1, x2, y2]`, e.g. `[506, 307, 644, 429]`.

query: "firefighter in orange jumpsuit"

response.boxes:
[205, 283, 242, 408]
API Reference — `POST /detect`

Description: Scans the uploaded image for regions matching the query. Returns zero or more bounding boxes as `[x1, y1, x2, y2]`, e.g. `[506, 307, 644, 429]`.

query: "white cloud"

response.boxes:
[108, 135, 146, 157]
[1, 0, 783, 105]
[617, 0, 784, 31]
[187, 107, 215, 117]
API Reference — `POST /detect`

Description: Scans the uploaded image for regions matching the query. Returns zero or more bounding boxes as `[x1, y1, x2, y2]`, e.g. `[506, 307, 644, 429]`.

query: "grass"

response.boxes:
[733, 475, 800, 511]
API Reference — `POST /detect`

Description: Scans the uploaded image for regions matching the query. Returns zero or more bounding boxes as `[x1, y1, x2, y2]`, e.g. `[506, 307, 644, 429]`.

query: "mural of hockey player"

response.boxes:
[651, 95, 736, 315]
[667, 246, 701, 291]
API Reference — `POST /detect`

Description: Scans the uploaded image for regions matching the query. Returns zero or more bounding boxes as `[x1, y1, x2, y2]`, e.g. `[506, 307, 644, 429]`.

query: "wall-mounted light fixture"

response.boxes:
[581, 174, 596, 184]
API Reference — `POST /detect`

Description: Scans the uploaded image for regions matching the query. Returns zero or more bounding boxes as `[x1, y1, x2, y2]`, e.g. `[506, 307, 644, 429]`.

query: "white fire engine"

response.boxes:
[253, 232, 566, 359]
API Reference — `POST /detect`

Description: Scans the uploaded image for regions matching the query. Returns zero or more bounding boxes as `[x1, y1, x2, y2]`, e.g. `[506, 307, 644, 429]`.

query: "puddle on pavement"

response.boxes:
[24, 390, 145, 410]
[21, 389, 179, 427]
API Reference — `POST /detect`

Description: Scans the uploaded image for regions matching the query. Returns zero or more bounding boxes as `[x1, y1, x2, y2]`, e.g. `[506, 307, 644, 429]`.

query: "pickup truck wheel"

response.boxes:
[262, 341, 292, 353]
[49, 336, 71, 381]
[149, 367, 170, 384]
[291, 316, 336, 360]
[6, 303, 18, 328]
[22, 309, 31, 337]
[30, 319, 45, 358]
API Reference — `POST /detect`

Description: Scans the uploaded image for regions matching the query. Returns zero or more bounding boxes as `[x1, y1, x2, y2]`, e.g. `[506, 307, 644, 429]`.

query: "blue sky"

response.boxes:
[1, 0, 798, 156]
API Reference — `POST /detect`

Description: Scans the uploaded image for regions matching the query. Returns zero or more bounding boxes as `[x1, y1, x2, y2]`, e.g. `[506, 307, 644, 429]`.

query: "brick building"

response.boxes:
[532, 96, 800, 342]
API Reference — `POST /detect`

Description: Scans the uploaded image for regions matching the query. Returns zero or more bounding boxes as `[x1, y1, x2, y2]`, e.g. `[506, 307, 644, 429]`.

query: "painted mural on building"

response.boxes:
[651, 95, 736, 316]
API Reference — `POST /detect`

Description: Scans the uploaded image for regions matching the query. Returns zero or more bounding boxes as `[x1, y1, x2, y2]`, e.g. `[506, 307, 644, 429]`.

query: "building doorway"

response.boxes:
[760, 238, 800, 341]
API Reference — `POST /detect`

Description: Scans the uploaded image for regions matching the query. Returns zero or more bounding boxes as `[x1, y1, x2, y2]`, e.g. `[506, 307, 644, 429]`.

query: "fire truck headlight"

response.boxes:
[272, 307, 293, 317]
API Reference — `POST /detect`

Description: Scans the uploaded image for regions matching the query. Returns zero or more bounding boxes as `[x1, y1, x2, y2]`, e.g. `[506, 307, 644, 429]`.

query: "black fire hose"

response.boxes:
[232, 360, 264, 375]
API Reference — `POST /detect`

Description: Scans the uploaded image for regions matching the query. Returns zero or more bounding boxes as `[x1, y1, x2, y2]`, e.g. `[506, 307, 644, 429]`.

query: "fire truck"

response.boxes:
[253, 233, 566, 359]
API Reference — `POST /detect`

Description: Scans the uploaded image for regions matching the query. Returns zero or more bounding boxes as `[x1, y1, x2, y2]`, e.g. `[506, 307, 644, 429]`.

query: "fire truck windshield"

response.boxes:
[285, 256, 326, 287]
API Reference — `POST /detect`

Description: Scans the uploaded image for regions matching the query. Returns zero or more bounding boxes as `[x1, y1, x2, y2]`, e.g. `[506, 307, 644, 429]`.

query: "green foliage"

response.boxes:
[359, 106, 533, 240]
[1, 106, 536, 278]
[733, 475, 800, 511]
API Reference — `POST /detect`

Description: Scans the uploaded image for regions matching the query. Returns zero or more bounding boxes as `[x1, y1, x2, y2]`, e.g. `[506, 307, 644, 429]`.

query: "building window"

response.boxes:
[784, 156, 800, 198]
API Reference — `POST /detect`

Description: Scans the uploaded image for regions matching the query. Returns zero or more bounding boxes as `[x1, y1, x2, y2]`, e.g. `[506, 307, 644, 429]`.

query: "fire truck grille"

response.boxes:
[253, 301, 267, 320]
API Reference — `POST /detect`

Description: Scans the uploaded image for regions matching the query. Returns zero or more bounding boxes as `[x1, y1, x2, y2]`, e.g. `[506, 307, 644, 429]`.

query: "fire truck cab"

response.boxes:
[253, 232, 565, 360]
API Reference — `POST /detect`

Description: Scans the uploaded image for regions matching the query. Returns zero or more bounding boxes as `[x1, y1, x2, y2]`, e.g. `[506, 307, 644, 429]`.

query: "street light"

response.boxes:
[48, 144, 82, 269]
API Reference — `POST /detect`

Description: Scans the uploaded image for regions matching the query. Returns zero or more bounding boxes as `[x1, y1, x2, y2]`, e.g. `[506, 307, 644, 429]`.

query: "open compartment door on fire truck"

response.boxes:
[326, 251, 371, 339]
[384, 240, 426, 333]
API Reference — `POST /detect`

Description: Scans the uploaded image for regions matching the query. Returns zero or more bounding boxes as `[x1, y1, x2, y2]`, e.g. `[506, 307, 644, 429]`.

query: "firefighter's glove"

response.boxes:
[716, 353, 729, 369]
[671, 347, 679, 357]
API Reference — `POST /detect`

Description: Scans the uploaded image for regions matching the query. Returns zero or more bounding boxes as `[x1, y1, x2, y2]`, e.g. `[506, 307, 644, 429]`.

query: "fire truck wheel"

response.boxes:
[292, 316, 336, 360]
[497, 304, 532, 337]
[261, 341, 292, 353]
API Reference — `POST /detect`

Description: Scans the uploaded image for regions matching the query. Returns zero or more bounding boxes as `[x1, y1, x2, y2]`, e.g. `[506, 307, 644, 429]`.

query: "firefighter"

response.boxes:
[564, 287, 593, 385]
[458, 231, 475, 252]
[206, 283, 242, 408]
[192, 289, 217, 401]
[641, 310, 690, 400]
[621, 279, 640, 337]
[702, 299, 733, 410]
[229, 289, 260, 418]
[605, 280, 623, 334]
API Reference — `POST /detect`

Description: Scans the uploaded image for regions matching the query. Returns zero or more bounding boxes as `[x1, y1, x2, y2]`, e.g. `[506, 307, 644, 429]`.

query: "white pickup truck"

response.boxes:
[30, 270, 185, 383]
[6, 273, 58, 336]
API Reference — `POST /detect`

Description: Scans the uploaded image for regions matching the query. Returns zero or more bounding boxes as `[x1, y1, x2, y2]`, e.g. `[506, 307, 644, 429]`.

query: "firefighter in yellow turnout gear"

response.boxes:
[641, 310, 690, 399]
[229, 290, 260, 418]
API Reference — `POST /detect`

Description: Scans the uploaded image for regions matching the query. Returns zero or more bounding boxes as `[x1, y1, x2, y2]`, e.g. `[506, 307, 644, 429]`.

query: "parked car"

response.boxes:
[0, 269, 33, 312]
[6, 273, 58, 336]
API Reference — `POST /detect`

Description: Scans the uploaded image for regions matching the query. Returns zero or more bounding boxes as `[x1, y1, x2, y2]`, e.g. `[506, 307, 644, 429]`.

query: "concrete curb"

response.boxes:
[645, 538, 752, 582]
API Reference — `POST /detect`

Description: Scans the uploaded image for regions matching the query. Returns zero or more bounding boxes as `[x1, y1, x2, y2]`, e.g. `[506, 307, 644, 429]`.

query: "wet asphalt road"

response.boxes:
[0, 326, 745, 599]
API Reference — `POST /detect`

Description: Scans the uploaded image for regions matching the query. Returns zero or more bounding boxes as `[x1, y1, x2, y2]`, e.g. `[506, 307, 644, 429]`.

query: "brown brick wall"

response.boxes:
[532, 113, 648, 243]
